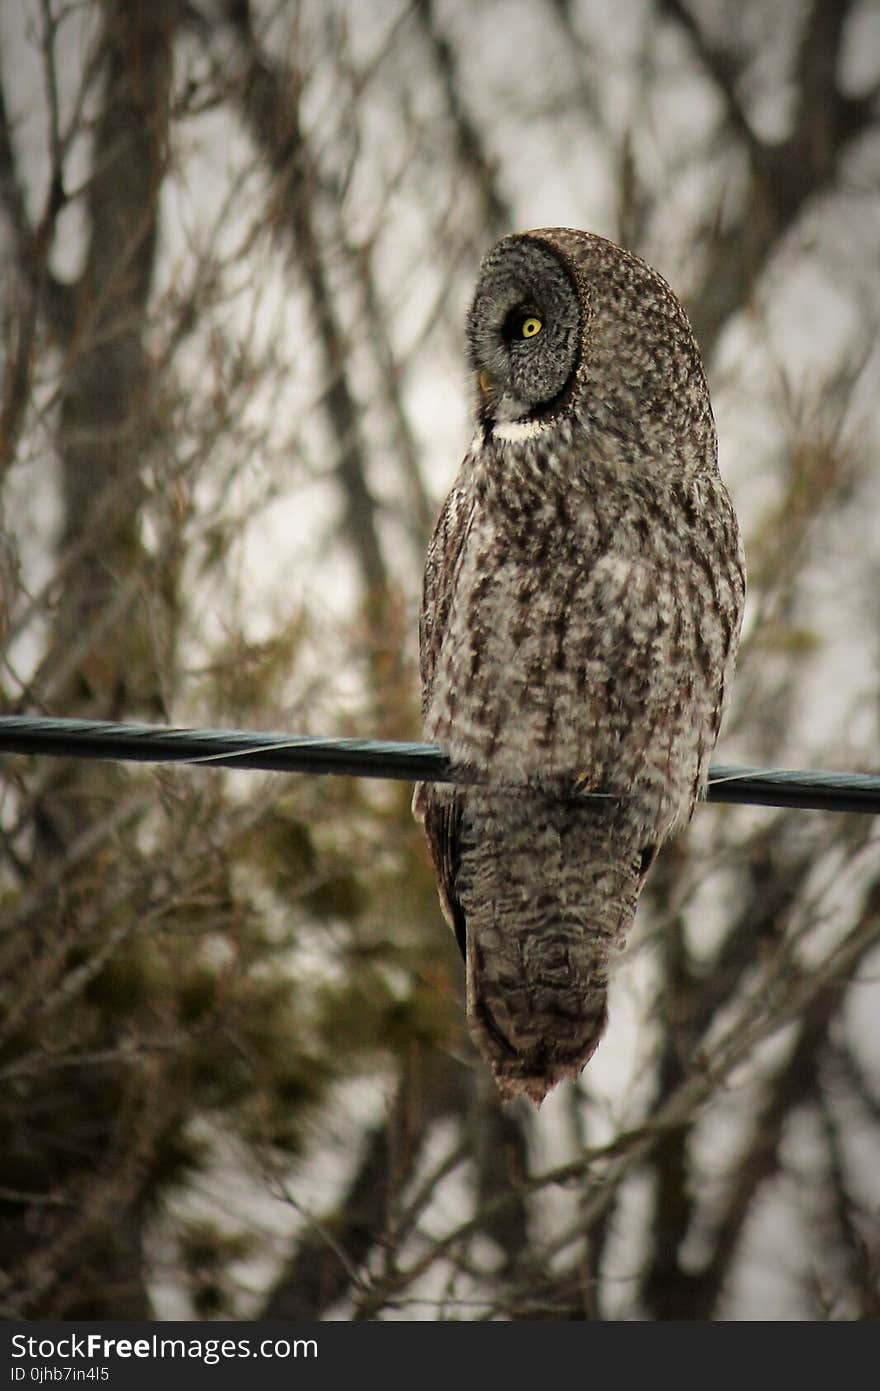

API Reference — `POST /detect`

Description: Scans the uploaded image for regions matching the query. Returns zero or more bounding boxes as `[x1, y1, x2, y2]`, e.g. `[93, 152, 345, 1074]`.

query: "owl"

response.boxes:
[413, 228, 745, 1106]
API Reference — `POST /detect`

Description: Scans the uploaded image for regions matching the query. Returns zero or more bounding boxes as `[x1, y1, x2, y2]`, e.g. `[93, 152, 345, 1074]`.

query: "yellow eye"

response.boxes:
[521, 316, 542, 338]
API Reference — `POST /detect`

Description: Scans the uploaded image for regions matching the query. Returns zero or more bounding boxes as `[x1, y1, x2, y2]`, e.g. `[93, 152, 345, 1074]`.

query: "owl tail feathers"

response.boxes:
[489, 1053, 599, 1108]
[468, 981, 610, 1108]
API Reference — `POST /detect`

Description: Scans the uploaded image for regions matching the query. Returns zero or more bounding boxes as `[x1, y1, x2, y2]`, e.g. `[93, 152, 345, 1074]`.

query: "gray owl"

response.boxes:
[413, 228, 745, 1106]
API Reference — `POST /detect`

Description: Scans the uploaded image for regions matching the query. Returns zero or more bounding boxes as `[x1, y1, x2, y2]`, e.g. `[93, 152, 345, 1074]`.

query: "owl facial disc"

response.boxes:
[467, 235, 581, 429]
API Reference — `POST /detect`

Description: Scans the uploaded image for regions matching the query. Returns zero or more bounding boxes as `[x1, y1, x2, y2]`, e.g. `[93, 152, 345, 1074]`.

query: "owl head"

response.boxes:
[466, 228, 714, 465]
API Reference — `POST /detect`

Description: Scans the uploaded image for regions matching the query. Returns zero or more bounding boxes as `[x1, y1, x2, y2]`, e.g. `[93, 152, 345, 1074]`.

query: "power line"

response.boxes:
[0, 714, 877, 814]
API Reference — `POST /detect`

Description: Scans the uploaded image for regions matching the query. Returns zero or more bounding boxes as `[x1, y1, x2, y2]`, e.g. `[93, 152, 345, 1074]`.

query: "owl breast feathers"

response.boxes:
[413, 228, 745, 1105]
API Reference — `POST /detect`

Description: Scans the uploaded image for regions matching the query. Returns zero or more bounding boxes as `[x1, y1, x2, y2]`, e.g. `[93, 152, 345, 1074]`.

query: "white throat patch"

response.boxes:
[492, 417, 553, 443]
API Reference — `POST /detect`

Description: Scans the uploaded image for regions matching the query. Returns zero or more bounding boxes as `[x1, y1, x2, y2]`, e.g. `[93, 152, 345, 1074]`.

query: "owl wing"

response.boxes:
[418, 789, 467, 958]
[414, 473, 474, 960]
[417, 475, 473, 710]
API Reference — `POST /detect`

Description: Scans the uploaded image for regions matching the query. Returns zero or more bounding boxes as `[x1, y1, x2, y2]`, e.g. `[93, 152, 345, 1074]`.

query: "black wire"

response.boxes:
[0, 716, 454, 781]
[705, 766, 880, 815]
[0, 715, 878, 814]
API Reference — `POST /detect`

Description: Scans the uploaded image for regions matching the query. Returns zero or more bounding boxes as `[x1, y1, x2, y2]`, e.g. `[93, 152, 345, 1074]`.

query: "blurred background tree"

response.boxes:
[0, 0, 878, 1320]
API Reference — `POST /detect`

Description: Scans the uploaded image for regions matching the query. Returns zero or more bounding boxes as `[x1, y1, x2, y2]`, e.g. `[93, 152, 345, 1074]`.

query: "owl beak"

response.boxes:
[477, 368, 499, 424]
[477, 368, 525, 427]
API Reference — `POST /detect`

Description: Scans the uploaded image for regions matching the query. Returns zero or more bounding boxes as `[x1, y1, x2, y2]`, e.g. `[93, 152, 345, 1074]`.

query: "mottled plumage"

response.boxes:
[414, 228, 745, 1105]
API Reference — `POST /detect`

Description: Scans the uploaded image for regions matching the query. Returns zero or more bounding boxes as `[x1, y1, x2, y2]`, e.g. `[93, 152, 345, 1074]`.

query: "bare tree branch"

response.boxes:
[662, 0, 878, 354]
[224, 0, 389, 606]
[263, 1051, 466, 1317]
[413, 0, 512, 241]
